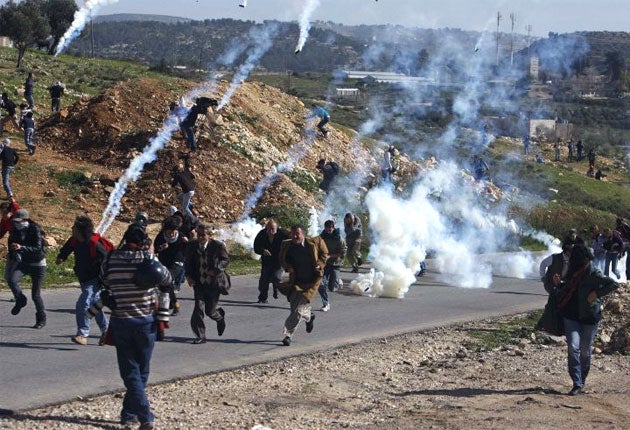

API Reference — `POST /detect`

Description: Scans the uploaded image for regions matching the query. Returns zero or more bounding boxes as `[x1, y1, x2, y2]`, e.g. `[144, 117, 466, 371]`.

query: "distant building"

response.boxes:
[335, 88, 359, 99]
[0, 36, 13, 48]
[342, 70, 435, 85]
[529, 119, 573, 141]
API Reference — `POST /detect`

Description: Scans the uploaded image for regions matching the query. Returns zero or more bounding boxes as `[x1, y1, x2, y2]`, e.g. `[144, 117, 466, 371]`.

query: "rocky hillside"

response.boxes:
[36, 77, 373, 226]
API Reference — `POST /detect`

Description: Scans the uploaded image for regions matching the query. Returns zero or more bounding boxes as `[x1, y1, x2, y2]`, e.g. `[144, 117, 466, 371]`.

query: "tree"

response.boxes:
[0, 0, 51, 67]
[41, 0, 78, 54]
[605, 51, 625, 83]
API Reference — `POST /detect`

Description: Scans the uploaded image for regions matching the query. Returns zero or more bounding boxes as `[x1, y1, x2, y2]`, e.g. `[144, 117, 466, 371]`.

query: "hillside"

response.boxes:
[30, 76, 375, 238]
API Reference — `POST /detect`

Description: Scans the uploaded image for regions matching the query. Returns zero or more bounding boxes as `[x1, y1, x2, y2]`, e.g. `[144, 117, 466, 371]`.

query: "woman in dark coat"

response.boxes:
[551, 244, 619, 395]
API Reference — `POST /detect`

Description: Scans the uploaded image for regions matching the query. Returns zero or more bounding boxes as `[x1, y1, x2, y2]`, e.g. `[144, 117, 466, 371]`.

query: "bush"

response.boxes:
[252, 205, 310, 230]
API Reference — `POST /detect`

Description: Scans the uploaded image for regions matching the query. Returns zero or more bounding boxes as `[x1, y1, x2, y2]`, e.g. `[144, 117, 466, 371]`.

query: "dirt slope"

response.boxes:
[34, 77, 373, 232]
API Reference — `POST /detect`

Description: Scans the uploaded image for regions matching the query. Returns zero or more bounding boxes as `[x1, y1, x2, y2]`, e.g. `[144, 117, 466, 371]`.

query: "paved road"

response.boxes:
[0, 265, 547, 413]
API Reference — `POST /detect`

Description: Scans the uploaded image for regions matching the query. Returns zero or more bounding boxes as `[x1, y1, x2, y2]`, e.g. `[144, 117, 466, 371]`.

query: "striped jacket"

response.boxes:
[101, 248, 171, 321]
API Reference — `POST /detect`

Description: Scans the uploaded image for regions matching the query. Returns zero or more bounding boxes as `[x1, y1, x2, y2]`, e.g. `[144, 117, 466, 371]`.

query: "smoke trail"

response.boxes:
[307, 206, 319, 237]
[55, 0, 119, 56]
[96, 114, 179, 234]
[294, 0, 321, 53]
[217, 23, 280, 110]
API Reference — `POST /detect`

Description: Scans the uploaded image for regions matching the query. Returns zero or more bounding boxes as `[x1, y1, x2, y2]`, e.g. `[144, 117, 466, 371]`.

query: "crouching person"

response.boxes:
[99, 223, 172, 429]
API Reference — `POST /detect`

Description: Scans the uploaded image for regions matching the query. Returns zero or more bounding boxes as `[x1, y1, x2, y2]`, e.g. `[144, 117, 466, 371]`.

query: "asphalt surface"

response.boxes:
[0, 264, 547, 413]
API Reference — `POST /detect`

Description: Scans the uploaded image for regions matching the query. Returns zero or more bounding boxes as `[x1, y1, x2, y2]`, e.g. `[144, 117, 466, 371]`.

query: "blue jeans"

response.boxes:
[51, 97, 61, 112]
[25, 94, 34, 109]
[24, 128, 34, 151]
[112, 318, 156, 425]
[604, 251, 620, 278]
[563, 318, 599, 388]
[2, 166, 14, 197]
[76, 278, 108, 337]
[182, 125, 196, 151]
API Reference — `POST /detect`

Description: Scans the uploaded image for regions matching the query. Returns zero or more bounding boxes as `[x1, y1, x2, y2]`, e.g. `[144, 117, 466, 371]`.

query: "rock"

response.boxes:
[593, 347, 603, 354]
[44, 190, 56, 197]
[599, 333, 611, 344]
[43, 236, 57, 247]
[606, 299, 624, 314]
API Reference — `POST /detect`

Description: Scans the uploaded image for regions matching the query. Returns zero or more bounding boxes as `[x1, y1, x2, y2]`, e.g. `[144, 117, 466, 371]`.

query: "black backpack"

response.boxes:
[327, 161, 340, 175]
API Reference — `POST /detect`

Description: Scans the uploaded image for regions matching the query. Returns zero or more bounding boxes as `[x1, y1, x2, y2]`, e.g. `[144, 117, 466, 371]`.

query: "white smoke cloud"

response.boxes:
[218, 22, 280, 110]
[55, 0, 119, 56]
[294, 0, 321, 53]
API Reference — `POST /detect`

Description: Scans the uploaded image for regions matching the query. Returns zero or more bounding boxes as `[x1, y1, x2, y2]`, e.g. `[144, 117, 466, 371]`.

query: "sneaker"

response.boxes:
[351, 267, 359, 273]
[273, 290, 279, 299]
[357, 257, 363, 266]
[305, 314, 315, 333]
[33, 321, 46, 329]
[98, 332, 107, 346]
[321, 304, 330, 312]
[138, 422, 154, 430]
[257, 299, 268, 304]
[568, 385, 583, 396]
[171, 308, 179, 316]
[72, 335, 88, 346]
[282, 336, 291, 346]
[192, 337, 207, 344]
[120, 416, 138, 426]
[11, 294, 27, 315]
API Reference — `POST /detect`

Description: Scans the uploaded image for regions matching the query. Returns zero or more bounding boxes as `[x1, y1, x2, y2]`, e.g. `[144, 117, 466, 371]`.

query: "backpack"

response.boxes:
[327, 161, 340, 175]
[89, 233, 115, 258]
[70, 233, 115, 259]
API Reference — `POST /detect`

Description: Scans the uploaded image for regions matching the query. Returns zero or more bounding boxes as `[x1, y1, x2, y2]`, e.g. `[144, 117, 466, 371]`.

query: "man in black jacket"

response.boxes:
[6, 209, 47, 328]
[1, 138, 18, 198]
[56, 216, 110, 345]
[48, 81, 65, 112]
[171, 160, 196, 218]
[253, 219, 289, 303]
[185, 223, 229, 344]
[154, 217, 188, 316]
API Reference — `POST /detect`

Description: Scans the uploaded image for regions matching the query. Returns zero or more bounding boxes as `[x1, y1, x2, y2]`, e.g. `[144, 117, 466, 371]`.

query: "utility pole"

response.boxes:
[495, 11, 502, 67]
[509, 13, 515, 67]
[90, 16, 95, 58]
[526, 24, 532, 58]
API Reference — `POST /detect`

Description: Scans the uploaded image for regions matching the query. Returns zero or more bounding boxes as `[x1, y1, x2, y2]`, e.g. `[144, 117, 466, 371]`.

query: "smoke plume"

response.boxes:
[218, 22, 280, 110]
[55, 0, 119, 56]
[294, 0, 321, 53]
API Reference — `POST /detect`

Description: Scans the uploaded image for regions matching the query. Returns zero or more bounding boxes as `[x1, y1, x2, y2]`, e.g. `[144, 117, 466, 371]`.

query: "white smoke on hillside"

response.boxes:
[55, 0, 119, 56]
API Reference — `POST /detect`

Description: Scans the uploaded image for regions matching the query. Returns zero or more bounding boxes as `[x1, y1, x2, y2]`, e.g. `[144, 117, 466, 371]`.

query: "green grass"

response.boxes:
[286, 168, 319, 193]
[0, 46, 177, 110]
[0, 251, 77, 290]
[49, 168, 90, 195]
[463, 311, 542, 350]
[228, 255, 260, 276]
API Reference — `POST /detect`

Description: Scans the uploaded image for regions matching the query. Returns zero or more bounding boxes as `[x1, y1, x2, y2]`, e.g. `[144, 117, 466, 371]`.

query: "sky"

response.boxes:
[85, 0, 630, 37]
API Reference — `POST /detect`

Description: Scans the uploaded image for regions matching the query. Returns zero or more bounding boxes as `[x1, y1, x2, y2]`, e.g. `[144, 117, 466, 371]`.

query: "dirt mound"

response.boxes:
[36, 77, 375, 224]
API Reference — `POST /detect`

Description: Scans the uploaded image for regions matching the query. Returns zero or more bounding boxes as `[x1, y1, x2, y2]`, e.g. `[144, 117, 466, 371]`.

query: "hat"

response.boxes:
[168, 206, 178, 216]
[123, 224, 148, 245]
[12, 209, 29, 221]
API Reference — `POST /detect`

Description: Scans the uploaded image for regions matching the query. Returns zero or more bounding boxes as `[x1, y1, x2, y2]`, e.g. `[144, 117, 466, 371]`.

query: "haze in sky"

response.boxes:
[91, 0, 630, 37]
